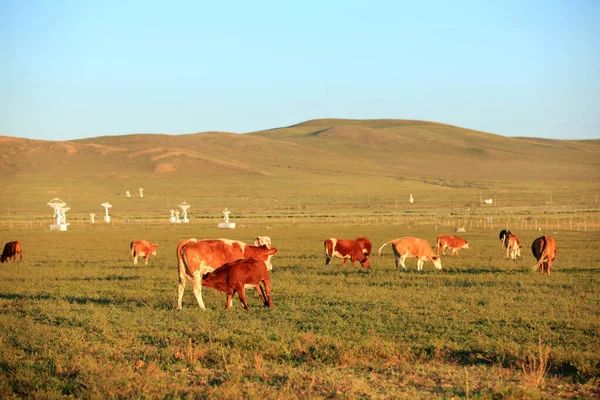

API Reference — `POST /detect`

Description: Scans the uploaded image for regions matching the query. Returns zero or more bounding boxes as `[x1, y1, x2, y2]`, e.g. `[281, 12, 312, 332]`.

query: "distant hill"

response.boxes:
[1, 119, 599, 181]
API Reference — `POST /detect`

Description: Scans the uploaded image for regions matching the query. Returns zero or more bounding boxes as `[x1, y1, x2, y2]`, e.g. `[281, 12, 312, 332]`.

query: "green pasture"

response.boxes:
[1, 220, 598, 398]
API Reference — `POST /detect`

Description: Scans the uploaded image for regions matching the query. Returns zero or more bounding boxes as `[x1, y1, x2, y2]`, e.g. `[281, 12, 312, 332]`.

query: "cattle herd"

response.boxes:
[1, 231, 557, 311]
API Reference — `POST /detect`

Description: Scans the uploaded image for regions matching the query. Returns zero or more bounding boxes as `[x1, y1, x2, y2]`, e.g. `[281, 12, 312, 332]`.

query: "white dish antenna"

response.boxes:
[179, 201, 190, 223]
[47, 198, 69, 231]
[101, 202, 112, 223]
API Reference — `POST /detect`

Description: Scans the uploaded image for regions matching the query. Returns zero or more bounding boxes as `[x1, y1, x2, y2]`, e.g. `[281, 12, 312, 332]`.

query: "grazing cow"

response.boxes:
[499, 229, 512, 249]
[324, 237, 372, 269]
[506, 234, 521, 260]
[1, 241, 23, 263]
[130, 240, 159, 265]
[531, 236, 557, 275]
[202, 257, 273, 310]
[378, 237, 442, 271]
[254, 236, 272, 249]
[436, 235, 469, 256]
[177, 238, 278, 310]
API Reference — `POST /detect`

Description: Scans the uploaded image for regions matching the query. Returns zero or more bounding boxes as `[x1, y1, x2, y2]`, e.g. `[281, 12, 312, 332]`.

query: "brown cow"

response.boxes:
[506, 234, 521, 260]
[324, 237, 372, 269]
[531, 236, 557, 275]
[177, 238, 278, 310]
[436, 235, 469, 256]
[130, 240, 159, 265]
[1, 241, 23, 263]
[378, 237, 442, 271]
[202, 257, 273, 310]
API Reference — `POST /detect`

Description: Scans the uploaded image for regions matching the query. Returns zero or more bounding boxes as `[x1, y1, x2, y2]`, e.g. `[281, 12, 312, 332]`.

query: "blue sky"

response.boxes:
[1, 0, 599, 140]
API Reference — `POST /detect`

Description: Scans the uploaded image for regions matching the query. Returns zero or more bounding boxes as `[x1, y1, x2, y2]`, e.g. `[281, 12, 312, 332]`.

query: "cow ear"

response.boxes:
[268, 247, 278, 255]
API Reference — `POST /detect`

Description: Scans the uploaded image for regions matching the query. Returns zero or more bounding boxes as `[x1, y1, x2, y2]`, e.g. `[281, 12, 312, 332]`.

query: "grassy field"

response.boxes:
[1, 119, 599, 397]
[1, 219, 598, 398]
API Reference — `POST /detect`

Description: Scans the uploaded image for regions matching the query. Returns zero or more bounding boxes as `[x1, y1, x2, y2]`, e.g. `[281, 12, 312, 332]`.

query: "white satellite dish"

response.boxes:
[47, 198, 68, 231]
[101, 202, 112, 223]
[89, 213, 96, 224]
[179, 201, 190, 223]
[218, 208, 236, 229]
[138, 188, 144, 198]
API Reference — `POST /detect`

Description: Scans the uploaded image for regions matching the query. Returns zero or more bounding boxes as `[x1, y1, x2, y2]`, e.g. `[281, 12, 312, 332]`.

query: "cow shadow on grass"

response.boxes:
[0, 292, 55, 301]
[73, 275, 141, 282]
[316, 268, 372, 276]
[437, 348, 583, 382]
[0, 291, 161, 309]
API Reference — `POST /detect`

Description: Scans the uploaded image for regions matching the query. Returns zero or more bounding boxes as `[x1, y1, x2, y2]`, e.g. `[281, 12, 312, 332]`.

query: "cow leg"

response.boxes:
[226, 293, 234, 310]
[262, 276, 273, 307]
[145, 256, 149, 265]
[133, 254, 138, 265]
[19, 251, 23, 262]
[325, 254, 331, 268]
[399, 255, 408, 271]
[177, 277, 186, 311]
[192, 272, 207, 310]
[417, 259, 423, 271]
[253, 285, 266, 303]
[343, 258, 348, 268]
[237, 287, 249, 310]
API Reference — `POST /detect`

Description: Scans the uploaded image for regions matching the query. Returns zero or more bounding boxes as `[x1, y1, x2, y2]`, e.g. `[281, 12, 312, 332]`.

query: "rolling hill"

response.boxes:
[1, 119, 599, 181]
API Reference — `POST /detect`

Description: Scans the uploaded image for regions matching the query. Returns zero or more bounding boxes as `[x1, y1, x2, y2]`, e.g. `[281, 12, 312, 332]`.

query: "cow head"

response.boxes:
[150, 244, 159, 256]
[0, 255, 5, 263]
[247, 245, 278, 271]
[462, 241, 469, 249]
[355, 250, 371, 269]
[356, 237, 372, 258]
[430, 255, 442, 270]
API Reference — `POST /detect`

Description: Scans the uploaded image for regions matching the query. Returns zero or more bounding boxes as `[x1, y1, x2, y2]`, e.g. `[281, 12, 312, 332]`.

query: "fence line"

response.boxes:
[1, 214, 599, 232]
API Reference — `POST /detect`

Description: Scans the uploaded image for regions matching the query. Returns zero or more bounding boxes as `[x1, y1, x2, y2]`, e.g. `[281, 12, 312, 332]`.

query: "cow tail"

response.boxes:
[177, 241, 187, 274]
[324, 240, 331, 258]
[130, 241, 135, 257]
[531, 237, 548, 271]
[378, 240, 394, 257]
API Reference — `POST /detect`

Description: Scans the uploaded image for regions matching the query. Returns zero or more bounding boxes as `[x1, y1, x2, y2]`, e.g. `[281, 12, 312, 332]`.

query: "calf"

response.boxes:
[531, 236, 557, 275]
[130, 240, 159, 265]
[202, 258, 273, 310]
[177, 238, 278, 310]
[1, 241, 23, 263]
[436, 235, 469, 256]
[254, 236, 272, 249]
[506, 234, 521, 260]
[324, 237, 371, 269]
[378, 237, 442, 271]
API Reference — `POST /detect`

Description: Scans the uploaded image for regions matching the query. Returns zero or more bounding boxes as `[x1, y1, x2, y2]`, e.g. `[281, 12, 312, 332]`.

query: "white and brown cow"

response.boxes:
[254, 236, 272, 249]
[436, 235, 469, 256]
[130, 240, 159, 265]
[324, 237, 372, 269]
[176, 238, 278, 310]
[378, 237, 442, 271]
[531, 235, 557, 275]
[506, 234, 522, 260]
